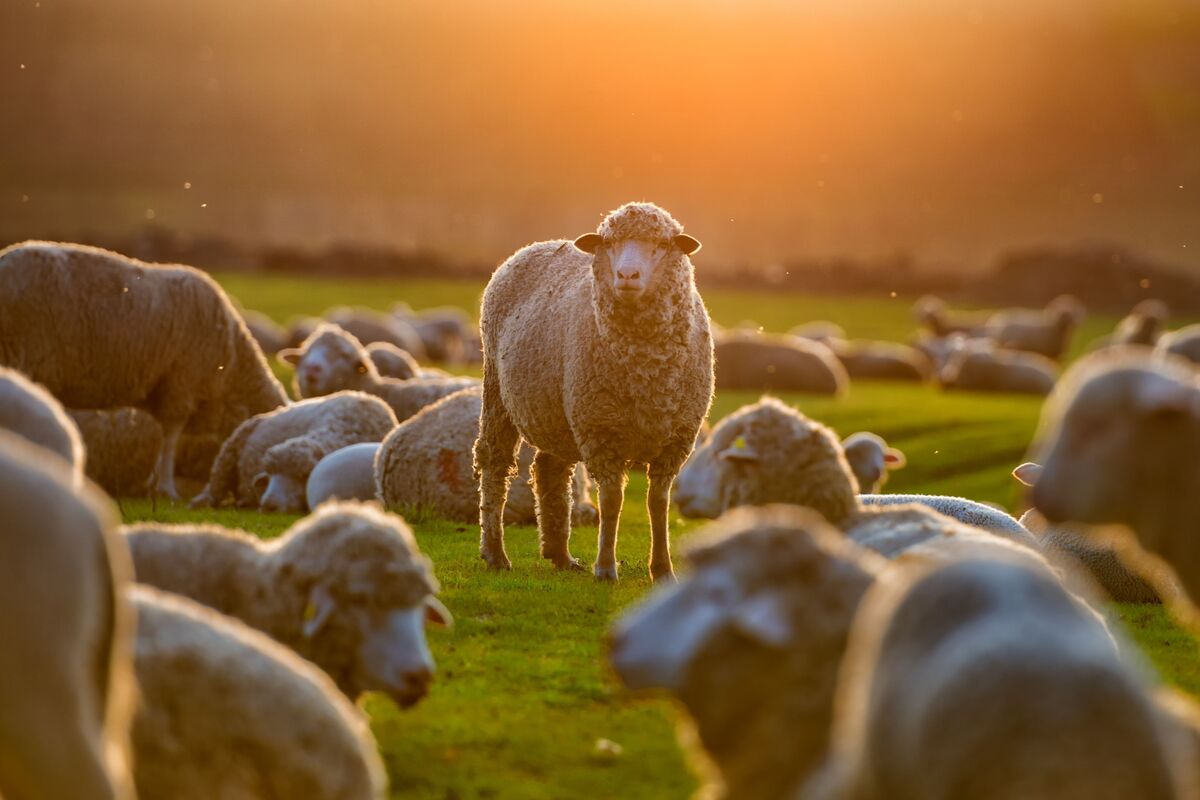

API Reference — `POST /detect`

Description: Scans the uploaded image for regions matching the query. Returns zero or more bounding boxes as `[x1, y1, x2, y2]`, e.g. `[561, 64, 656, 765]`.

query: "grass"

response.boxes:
[118, 272, 1200, 799]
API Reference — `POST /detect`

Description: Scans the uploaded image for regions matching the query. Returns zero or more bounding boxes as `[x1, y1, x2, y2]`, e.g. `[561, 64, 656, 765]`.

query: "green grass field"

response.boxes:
[122, 274, 1200, 799]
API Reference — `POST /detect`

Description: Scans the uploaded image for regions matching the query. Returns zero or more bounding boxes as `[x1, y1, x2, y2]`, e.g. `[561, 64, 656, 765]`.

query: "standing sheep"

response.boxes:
[124, 501, 451, 706]
[939, 338, 1059, 395]
[1156, 323, 1200, 366]
[713, 330, 848, 394]
[0, 241, 288, 499]
[912, 296, 989, 337]
[475, 202, 714, 581]
[1095, 299, 1170, 350]
[131, 586, 387, 800]
[983, 294, 1086, 360]
[0, 366, 85, 482]
[377, 386, 598, 525]
[190, 391, 397, 512]
[0, 431, 136, 800]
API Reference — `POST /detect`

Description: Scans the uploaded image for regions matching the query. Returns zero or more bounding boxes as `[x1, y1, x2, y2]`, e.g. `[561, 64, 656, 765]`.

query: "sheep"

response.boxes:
[326, 305, 427, 361]
[124, 501, 452, 707]
[366, 340, 420, 379]
[910, 331, 968, 373]
[0, 366, 85, 481]
[392, 304, 474, 364]
[130, 585, 387, 800]
[809, 555, 1188, 800]
[1014, 461, 1165, 603]
[713, 329, 848, 395]
[240, 307, 289, 356]
[1157, 323, 1200, 366]
[1030, 350, 1200, 604]
[279, 323, 478, 422]
[189, 391, 397, 512]
[912, 295, 989, 337]
[1095, 299, 1170, 350]
[609, 504, 1049, 800]
[824, 338, 932, 382]
[859, 493, 1034, 543]
[789, 320, 846, 344]
[983, 294, 1086, 361]
[475, 202, 714, 581]
[839, 432, 905, 494]
[308, 442, 381, 507]
[0, 431, 136, 800]
[0, 241, 288, 499]
[377, 386, 598, 525]
[939, 338, 1059, 395]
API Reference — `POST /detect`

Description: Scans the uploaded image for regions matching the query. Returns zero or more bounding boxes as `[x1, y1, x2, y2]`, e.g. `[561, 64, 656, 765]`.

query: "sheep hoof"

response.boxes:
[551, 556, 585, 572]
[650, 569, 677, 585]
[593, 564, 619, 582]
[480, 551, 512, 571]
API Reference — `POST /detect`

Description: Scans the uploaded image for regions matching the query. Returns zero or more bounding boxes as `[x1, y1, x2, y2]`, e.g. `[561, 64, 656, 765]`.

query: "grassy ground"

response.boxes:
[120, 274, 1199, 799]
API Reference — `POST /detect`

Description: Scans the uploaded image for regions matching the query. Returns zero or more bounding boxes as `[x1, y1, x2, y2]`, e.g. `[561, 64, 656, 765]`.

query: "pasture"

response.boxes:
[124, 273, 1200, 799]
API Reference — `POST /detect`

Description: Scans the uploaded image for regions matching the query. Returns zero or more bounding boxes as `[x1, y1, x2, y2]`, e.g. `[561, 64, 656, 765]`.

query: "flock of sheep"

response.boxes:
[3, 200, 1200, 798]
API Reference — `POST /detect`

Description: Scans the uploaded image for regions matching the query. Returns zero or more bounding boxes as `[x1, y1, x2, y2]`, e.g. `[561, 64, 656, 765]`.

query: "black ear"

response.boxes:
[673, 234, 702, 255]
[573, 233, 603, 254]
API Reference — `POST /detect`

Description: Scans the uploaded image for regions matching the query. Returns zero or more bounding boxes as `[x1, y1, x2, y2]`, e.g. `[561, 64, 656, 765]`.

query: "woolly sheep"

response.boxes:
[326, 305, 427, 360]
[810, 556, 1185, 800]
[609, 504, 1048, 800]
[130, 586, 387, 800]
[713, 330, 848, 395]
[240, 308, 289, 356]
[125, 501, 452, 707]
[0, 241, 288, 499]
[1157, 323, 1200, 366]
[0, 366, 85, 481]
[982, 294, 1086, 360]
[824, 338, 932, 382]
[0, 431, 136, 800]
[279, 323, 477, 422]
[393, 304, 474, 364]
[910, 332, 968, 373]
[1031, 350, 1200, 603]
[912, 295, 989, 337]
[839, 432, 905, 494]
[475, 202, 713, 581]
[308, 442, 381, 507]
[1099, 299, 1170, 350]
[190, 391, 397, 512]
[1014, 461, 1164, 603]
[858, 492, 1033, 543]
[366, 341, 419, 379]
[939, 338, 1059, 395]
[377, 386, 598, 525]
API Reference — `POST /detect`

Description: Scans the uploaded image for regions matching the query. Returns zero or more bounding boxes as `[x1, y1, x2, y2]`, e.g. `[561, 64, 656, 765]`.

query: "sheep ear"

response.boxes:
[731, 594, 791, 647]
[252, 472, 270, 493]
[1012, 462, 1043, 487]
[672, 234, 702, 256]
[424, 596, 454, 629]
[302, 584, 336, 638]
[884, 448, 906, 469]
[573, 233, 604, 254]
[277, 348, 303, 366]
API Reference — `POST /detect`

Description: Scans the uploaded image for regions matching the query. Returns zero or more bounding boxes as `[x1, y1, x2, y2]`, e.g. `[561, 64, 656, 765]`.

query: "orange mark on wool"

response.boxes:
[437, 449, 461, 491]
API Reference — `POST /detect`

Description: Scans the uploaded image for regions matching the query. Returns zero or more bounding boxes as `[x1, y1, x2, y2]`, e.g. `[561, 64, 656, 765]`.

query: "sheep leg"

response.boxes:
[475, 374, 519, 570]
[532, 450, 582, 570]
[149, 420, 183, 501]
[646, 471, 675, 583]
[594, 477, 627, 581]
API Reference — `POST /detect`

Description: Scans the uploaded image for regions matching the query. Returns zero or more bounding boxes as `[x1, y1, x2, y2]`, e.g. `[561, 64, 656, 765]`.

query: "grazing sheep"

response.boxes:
[983, 294, 1086, 361]
[1014, 461, 1165, 604]
[279, 323, 478, 421]
[475, 202, 713, 581]
[1156, 323, 1200, 366]
[939, 338, 1059, 395]
[912, 295, 988, 337]
[825, 338, 932, 382]
[713, 330, 848, 395]
[0, 431, 136, 800]
[0, 241, 288, 499]
[326, 305, 427, 360]
[366, 341, 419, 379]
[308, 443, 381, 507]
[125, 501, 452, 707]
[240, 308, 289, 356]
[131, 586, 387, 800]
[1031, 350, 1200, 603]
[810, 556, 1184, 800]
[190, 391, 397, 512]
[840, 432, 905, 494]
[0, 366, 85, 481]
[609, 504, 1048, 800]
[393, 305, 474, 364]
[1100, 299, 1170, 349]
[378, 386, 598, 526]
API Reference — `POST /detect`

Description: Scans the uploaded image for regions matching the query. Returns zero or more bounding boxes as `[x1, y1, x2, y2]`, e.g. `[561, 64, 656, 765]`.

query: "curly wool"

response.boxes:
[0, 366, 85, 480]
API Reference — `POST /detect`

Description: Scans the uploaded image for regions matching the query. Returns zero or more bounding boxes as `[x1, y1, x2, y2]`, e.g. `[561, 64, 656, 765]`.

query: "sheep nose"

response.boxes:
[617, 269, 641, 281]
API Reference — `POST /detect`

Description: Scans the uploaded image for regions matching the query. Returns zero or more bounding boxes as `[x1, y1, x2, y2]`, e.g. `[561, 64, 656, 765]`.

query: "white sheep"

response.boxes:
[475, 202, 714, 581]
[307, 442, 381, 507]
[713, 329, 848, 395]
[939, 338, 1059, 395]
[376, 386, 598, 526]
[1156, 323, 1200, 366]
[130, 586, 387, 800]
[912, 295, 989, 337]
[125, 501, 452, 707]
[0, 431, 136, 800]
[825, 338, 932, 382]
[189, 391, 397, 512]
[983, 294, 1086, 360]
[392, 304, 475, 364]
[0, 366, 85, 482]
[0, 241, 288, 499]
[839, 432, 905, 494]
[1096, 299, 1170, 350]
[366, 341, 419, 379]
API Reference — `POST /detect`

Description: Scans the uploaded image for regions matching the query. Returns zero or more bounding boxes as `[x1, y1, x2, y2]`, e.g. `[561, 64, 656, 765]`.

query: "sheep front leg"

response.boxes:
[474, 374, 519, 570]
[646, 471, 675, 583]
[594, 475, 627, 581]
[150, 419, 184, 501]
[532, 450, 582, 570]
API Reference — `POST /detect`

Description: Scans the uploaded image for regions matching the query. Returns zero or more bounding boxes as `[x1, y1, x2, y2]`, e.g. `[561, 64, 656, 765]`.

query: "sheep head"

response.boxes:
[278, 323, 379, 398]
[574, 202, 700, 306]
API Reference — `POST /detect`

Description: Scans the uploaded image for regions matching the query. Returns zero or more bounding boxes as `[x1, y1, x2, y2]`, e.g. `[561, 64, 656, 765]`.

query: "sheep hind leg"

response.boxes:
[532, 450, 581, 571]
[474, 378, 519, 570]
[147, 420, 183, 502]
[593, 475, 627, 581]
[646, 471, 675, 583]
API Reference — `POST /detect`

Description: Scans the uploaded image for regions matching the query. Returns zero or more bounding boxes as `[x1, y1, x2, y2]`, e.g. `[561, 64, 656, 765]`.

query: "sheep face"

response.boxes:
[279, 327, 374, 398]
[574, 236, 690, 302]
[842, 433, 905, 494]
[255, 472, 307, 513]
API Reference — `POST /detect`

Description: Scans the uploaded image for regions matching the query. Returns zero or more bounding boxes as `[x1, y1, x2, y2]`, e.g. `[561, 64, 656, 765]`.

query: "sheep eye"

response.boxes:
[356, 362, 368, 374]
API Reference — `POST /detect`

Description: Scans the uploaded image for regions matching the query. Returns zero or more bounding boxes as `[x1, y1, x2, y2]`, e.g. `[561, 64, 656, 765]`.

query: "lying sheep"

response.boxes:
[308, 443, 381, 507]
[912, 295, 989, 337]
[240, 308, 289, 356]
[378, 387, 598, 526]
[788, 320, 846, 344]
[131, 586, 386, 800]
[609, 504, 1048, 800]
[984, 294, 1086, 360]
[939, 338, 1059, 395]
[476, 202, 713, 581]
[713, 330, 847, 395]
[366, 341, 419, 379]
[279, 323, 477, 422]
[1014, 461, 1164, 603]
[0, 241, 288, 499]
[1095, 299, 1170, 350]
[859, 492, 1033, 542]
[326, 305, 427, 361]
[125, 501, 452, 707]
[190, 391, 397, 512]
[910, 332, 967, 373]
[840, 432, 905, 494]
[825, 338, 932, 382]
[1032, 350, 1200, 604]
[811, 556, 1185, 800]
[1157, 323, 1200, 366]
[0, 431, 136, 800]
[0, 366, 85, 481]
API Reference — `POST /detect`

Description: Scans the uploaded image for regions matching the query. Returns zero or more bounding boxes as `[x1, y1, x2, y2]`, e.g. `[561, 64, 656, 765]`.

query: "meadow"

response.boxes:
[125, 273, 1200, 799]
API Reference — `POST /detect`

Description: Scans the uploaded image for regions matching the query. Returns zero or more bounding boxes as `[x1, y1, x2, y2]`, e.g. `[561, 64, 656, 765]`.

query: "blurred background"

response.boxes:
[2, 0, 1199, 300]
